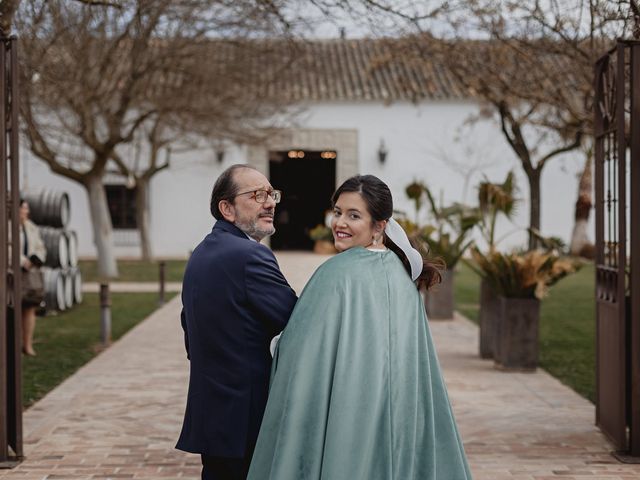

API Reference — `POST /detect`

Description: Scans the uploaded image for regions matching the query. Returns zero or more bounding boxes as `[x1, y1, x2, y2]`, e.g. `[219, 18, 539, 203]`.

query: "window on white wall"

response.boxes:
[105, 184, 137, 229]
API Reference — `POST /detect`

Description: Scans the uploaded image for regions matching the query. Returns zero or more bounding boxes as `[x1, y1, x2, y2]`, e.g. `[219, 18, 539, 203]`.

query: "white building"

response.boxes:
[21, 39, 589, 258]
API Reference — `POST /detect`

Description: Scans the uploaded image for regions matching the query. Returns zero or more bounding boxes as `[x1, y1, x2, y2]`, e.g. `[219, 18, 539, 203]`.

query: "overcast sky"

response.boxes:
[292, 1, 625, 40]
[288, 1, 428, 39]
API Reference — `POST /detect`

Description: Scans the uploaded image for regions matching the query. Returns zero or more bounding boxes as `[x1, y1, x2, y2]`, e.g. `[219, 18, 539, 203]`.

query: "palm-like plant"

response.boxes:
[469, 247, 580, 299]
[405, 181, 426, 225]
[477, 171, 517, 252]
[404, 181, 480, 268]
[308, 224, 333, 242]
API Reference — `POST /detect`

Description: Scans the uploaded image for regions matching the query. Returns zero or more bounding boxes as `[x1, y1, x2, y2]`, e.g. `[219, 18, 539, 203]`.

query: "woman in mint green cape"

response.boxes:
[247, 175, 472, 480]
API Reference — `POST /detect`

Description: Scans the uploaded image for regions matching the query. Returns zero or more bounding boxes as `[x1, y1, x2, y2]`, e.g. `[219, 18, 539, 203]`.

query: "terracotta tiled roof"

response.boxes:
[252, 38, 470, 103]
[23, 37, 472, 107]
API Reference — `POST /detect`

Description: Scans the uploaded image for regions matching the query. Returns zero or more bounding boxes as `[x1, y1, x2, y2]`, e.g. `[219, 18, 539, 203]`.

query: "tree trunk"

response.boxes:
[527, 169, 542, 250]
[84, 175, 118, 279]
[569, 155, 593, 256]
[135, 179, 153, 262]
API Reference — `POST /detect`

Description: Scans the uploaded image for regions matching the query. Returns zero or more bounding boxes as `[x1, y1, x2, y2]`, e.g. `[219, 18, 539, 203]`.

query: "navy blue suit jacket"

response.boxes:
[176, 220, 297, 458]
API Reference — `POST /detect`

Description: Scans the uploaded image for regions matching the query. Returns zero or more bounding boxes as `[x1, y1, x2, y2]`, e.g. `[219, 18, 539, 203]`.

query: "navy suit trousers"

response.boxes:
[201, 454, 251, 480]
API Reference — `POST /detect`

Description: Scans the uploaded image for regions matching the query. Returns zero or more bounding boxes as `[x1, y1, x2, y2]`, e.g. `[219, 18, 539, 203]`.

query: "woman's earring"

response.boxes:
[372, 235, 378, 246]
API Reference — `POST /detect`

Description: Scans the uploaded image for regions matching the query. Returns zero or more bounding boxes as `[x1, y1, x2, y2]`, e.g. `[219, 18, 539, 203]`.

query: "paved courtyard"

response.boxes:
[1, 252, 639, 479]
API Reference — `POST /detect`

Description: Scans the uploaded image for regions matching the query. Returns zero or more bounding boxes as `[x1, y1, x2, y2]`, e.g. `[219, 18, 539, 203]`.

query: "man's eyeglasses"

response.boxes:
[235, 189, 282, 204]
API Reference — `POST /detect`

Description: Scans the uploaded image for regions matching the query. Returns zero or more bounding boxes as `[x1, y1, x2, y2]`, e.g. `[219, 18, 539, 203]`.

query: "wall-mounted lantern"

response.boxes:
[212, 140, 225, 164]
[215, 147, 225, 164]
[378, 139, 388, 164]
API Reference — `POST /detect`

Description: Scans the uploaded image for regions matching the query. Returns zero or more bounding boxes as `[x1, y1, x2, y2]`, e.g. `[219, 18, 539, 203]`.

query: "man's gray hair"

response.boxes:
[210, 164, 258, 220]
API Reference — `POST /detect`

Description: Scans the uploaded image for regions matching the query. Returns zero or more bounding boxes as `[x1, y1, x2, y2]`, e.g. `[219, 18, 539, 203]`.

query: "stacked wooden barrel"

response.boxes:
[22, 189, 83, 312]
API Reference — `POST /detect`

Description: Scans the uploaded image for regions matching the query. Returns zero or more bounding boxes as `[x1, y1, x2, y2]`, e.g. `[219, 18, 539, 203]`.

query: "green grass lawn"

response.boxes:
[78, 259, 187, 283]
[454, 261, 596, 402]
[22, 292, 176, 407]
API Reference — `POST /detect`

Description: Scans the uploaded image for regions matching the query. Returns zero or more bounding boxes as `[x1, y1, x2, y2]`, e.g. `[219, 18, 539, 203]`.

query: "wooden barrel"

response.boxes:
[23, 189, 70, 228]
[69, 267, 83, 304]
[65, 230, 78, 267]
[43, 268, 66, 311]
[62, 269, 73, 310]
[39, 227, 69, 268]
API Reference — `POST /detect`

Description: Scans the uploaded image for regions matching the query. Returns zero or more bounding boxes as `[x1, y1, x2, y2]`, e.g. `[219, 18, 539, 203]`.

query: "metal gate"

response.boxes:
[594, 40, 640, 458]
[0, 35, 23, 467]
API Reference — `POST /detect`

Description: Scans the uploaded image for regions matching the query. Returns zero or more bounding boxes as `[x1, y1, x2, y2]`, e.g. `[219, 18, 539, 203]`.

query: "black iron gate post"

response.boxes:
[595, 39, 640, 460]
[630, 42, 640, 457]
[0, 35, 23, 468]
[595, 40, 626, 455]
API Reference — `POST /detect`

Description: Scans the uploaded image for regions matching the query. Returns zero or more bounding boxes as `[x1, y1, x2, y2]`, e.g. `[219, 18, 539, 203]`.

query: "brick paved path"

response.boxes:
[435, 316, 640, 479]
[1, 252, 639, 479]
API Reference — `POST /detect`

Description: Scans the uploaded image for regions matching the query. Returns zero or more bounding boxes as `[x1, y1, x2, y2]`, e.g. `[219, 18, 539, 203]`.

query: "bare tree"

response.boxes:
[16, 0, 298, 275]
[353, 0, 630, 250]
[570, 150, 593, 256]
[1, 0, 122, 35]
[471, 0, 630, 250]
[431, 2, 631, 248]
[104, 35, 296, 261]
[109, 74, 293, 262]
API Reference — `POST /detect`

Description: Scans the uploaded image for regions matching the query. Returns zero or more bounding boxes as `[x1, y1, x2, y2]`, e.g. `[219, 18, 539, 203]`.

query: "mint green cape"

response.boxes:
[247, 247, 472, 479]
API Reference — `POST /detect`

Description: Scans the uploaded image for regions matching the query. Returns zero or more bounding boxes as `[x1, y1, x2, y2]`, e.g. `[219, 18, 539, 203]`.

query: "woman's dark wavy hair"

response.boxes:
[331, 175, 444, 290]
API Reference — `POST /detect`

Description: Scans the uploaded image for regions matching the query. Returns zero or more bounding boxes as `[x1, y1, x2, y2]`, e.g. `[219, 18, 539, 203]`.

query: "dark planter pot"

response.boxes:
[425, 269, 455, 320]
[478, 278, 499, 359]
[494, 296, 540, 372]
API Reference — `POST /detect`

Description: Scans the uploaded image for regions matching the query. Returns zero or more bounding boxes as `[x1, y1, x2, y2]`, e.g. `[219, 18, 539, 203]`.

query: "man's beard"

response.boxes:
[235, 213, 275, 241]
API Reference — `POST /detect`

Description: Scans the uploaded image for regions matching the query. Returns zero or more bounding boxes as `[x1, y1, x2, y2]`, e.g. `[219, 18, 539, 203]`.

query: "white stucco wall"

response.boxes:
[294, 100, 590, 251]
[20, 99, 592, 258]
[21, 144, 235, 259]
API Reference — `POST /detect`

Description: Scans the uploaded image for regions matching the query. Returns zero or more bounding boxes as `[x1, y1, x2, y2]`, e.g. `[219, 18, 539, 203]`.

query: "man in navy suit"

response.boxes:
[177, 164, 297, 480]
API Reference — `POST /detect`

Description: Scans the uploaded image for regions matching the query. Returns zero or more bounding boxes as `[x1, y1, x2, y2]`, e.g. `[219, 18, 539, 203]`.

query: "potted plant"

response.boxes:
[405, 181, 480, 319]
[474, 171, 518, 359]
[469, 248, 579, 371]
[308, 224, 336, 254]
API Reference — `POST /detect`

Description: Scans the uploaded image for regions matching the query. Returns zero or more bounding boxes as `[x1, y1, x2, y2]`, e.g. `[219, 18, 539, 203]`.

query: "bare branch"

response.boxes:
[496, 101, 534, 173]
[108, 150, 130, 177]
[73, 0, 122, 7]
[537, 131, 584, 170]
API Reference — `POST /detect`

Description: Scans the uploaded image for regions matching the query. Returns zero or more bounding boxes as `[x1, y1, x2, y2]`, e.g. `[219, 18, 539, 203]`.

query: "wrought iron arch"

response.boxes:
[594, 39, 640, 460]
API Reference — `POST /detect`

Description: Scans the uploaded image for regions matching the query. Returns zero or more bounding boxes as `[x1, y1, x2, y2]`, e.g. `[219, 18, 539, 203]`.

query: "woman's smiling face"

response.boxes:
[331, 192, 380, 252]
